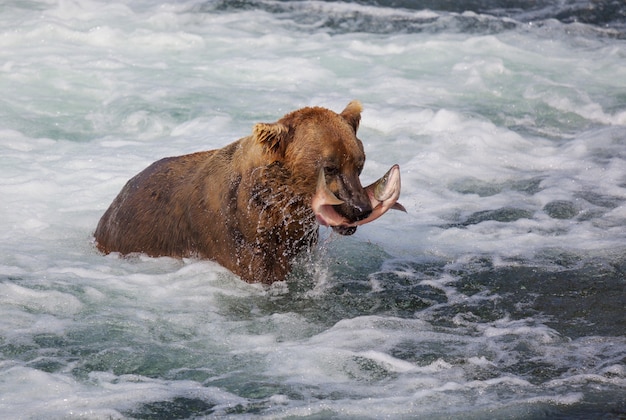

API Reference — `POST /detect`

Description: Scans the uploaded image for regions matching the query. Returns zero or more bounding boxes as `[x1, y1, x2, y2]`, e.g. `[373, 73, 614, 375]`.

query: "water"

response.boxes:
[1, 0, 625, 418]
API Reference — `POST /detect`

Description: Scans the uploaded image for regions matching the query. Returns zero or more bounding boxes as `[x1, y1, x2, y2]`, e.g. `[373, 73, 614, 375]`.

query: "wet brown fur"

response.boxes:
[94, 101, 371, 283]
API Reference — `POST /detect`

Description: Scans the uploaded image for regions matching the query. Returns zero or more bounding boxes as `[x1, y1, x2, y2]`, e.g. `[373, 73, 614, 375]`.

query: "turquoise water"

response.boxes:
[0, 0, 625, 418]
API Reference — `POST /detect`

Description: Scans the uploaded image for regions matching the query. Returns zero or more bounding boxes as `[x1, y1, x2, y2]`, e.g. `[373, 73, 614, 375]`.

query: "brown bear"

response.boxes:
[94, 101, 404, 283]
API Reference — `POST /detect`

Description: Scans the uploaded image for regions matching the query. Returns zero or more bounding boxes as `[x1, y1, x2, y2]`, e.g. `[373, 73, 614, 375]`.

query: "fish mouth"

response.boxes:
[312, 164, 405, 235]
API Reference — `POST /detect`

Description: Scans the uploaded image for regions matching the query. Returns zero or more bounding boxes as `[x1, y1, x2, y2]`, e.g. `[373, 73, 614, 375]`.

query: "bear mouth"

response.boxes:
[331, 225, 358, 236]
[312, 165, 405, 233]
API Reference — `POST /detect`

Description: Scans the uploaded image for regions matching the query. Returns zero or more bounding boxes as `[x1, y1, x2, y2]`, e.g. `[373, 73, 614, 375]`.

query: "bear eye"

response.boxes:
[324, 165, 339, 176]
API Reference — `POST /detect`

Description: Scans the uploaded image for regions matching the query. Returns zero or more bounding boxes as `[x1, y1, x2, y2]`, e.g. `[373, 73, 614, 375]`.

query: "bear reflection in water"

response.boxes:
[94, 101, 404, 283]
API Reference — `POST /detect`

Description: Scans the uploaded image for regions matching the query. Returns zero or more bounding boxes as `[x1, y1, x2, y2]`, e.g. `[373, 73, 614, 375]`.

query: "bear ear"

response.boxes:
[253, 122, 290, 155]
[340, 100, 363, 133]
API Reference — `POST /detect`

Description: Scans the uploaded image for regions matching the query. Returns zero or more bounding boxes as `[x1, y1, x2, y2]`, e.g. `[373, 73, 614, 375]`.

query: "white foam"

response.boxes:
[0, 283, 83, 317]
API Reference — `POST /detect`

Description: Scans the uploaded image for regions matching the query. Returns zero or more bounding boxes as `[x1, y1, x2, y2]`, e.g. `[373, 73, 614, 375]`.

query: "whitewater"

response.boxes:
[1, 0, 625, 418]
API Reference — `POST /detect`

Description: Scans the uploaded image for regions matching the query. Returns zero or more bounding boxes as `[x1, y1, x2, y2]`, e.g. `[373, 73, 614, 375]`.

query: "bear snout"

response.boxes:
[333, 175, 373, 224]
[334, 200, 372, 223]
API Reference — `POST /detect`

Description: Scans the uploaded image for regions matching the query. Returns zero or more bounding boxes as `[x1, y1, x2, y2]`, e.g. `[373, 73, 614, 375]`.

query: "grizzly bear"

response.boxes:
[94, 101, 404, 283]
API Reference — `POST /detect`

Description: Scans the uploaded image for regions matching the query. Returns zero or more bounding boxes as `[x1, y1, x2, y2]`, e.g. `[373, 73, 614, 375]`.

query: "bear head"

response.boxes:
[252, 100, 372, 235]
